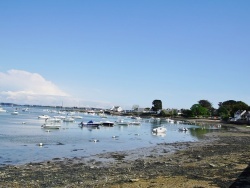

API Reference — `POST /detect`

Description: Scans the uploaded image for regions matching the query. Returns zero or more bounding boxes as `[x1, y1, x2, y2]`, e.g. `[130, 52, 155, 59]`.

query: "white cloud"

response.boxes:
[0, 69, 115, 108]
[0, 70, 69, 106]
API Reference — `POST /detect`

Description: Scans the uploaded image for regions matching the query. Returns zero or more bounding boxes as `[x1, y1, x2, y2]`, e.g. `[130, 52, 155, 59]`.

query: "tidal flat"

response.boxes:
[0, 123, 250, 188]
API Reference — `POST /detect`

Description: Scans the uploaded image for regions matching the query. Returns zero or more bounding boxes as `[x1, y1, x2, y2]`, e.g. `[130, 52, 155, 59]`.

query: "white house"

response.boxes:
[230, 110, 246, 122]
[110, 106, 123, 112]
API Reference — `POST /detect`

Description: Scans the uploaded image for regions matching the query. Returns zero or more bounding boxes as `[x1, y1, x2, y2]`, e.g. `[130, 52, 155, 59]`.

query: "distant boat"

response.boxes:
[115, 119, 130, 126]
[129, 121, 141, 125]
[99, 113, 107, 118]
[11, 110, 19, 115]
[166, 118, 175, 123]
[53, 115, 66, 119]
[0, 107, 7, 113]
[79, 120, 101, 128]
[63, 117, 75, 122]
[41, 123, 61, 129]
[22, 108, 29, 112]
[38, 115, 50, 119]
[152, 127, 167, 133]
[71, 115, 83, 119]
[179, 127, 188, 131]
[101, 121, 114, 127]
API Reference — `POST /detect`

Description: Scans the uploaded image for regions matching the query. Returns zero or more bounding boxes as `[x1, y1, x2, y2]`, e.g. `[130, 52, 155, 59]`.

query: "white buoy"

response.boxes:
[39, 143, 43, 146]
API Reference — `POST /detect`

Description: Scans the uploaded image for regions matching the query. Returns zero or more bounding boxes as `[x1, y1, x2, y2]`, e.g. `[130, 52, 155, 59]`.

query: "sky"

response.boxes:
[0, 0, 250, 110]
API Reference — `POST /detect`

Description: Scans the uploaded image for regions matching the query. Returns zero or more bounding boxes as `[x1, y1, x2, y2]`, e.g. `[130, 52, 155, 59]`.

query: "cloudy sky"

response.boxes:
[0, 1, 250, 109]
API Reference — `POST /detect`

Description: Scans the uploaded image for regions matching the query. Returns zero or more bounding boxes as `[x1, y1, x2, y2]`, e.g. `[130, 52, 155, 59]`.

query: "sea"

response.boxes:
[0, 106, 220, 166]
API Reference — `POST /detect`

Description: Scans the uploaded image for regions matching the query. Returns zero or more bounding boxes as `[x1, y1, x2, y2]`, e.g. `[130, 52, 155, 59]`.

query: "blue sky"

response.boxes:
[0, 0, 249, 110]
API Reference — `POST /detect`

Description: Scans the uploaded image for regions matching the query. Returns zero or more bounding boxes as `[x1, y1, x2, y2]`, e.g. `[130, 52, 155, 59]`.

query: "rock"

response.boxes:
[129, 178, 139, 182]
[209, 163, 216, 168]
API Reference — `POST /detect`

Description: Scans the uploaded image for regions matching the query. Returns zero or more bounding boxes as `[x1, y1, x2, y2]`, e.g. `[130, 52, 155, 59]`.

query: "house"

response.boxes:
[230, 110, 247, 122]
[110, 106, 123, 112]
[134, 108, 145, 113]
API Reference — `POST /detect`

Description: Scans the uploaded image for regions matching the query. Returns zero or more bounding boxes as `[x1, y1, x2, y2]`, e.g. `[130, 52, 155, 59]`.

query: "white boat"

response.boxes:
[179, 127, 188, 131]
[11, 110, 19, 115]
[22, 108, 29, 112]
[166, 118, 175, 123]
[87, 110, 96, 115]
[53, 115, 66, 119]
[129, 121, 141, 125]
[99, 113, 107, 118]
[38, 115, 50, 119]
[63, 117, 75, 122]
[71, 115, 83, 119]
[101, 121, 114, 127]
[115, 119, 130, 126]
[149, 117, 161, 122]
[131, 116, 141, 120]
[152, 127, 167, 133]
[41, 123, 61, 129]
[0, 107, 7, 113]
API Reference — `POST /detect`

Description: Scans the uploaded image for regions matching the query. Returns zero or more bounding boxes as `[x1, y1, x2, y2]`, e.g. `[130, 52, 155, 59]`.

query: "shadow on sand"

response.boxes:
[230, 163, 250, 188]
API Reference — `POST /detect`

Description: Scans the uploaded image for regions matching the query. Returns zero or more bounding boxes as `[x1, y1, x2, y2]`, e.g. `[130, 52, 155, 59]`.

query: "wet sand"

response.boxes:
[0, 123, 250, 187]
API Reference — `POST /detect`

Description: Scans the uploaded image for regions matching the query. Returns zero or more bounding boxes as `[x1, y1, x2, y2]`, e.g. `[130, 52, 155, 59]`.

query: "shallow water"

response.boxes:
[0, 106, 220, 166]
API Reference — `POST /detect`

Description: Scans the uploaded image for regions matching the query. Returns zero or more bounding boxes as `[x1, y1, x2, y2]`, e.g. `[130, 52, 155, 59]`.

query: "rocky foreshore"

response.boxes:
[1, 124, 250, 188]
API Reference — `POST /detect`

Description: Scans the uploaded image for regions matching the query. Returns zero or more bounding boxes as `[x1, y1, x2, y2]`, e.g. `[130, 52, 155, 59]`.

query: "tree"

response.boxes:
[181, 109, 193, 117]
[132, 105, 139, 111]
[190, 104, 209, 117]
[198, 100, 212, 109]
[218, 100, 249, 117]
[159, 110, 168, 117]
[218, 106, 230, 121]
[232, 101, 248, 112]
[151, 100, 162, 112]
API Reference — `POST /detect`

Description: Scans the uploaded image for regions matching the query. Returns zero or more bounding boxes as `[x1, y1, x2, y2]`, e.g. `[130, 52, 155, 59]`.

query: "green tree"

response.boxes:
[232, 101, 248, 112]
[190, 104, 209, 117]
[181, 109, 193, 117]
[159, 109, 168, 117]
[152, 100, 162, 112]
[218, 100, 249, 117]
[198, 100, 212, 109]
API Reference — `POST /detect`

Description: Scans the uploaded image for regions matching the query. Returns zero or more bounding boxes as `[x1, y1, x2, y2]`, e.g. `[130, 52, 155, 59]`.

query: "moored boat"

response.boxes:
[38, 115, 50, 119]
[0, 107, 7, 113]
[41, 123, 61, 129]
[152, 126, 167, 133]
[179, 127, 188, 131]
[63, 117, 75, 122]
[115, 119, 130, 126]
[101, 121, 114, 127]
[129, 121, 141, 125]
[79, 120, 101, 128]
[11, 110, 19, 115]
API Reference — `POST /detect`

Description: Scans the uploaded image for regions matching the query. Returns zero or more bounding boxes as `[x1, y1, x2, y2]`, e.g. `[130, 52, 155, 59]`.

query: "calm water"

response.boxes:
[0, 106, 219, 166]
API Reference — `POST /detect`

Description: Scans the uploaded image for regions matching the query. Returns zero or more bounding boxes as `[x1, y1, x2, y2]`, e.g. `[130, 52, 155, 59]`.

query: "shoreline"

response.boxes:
[0, 123, 250, 187]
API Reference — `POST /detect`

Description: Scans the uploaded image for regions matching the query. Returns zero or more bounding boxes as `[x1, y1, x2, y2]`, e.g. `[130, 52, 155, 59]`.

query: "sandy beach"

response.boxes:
[0, 123, 250, 188]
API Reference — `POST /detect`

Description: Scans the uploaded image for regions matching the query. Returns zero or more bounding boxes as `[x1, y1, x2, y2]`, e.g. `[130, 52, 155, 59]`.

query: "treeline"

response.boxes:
[151, 99, 249, 121]
[181, 100, 249, 120]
